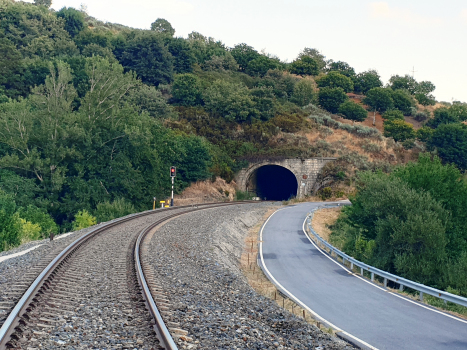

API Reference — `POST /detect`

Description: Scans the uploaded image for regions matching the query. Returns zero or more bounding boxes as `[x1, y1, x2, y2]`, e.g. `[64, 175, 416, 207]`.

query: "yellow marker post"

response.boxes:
[153, 197, 156, 210]
[160, 200, 166, 209]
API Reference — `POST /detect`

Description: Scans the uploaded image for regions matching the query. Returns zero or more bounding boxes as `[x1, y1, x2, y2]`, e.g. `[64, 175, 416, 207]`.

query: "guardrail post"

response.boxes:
[371, 272, 374, 282]
[383, 278, 387, 288]
[399, 284, 404, 292]
[419, 292, 424, 302]
[350, 262, 354, 271]
[360, 267, 363, 276]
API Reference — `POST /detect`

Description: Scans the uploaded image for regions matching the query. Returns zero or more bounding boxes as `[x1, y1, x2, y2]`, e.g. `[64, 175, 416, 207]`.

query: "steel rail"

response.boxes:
[134, 202, 253, 350]
[305, 206, 467, 308]
[0, 201, 258, 349]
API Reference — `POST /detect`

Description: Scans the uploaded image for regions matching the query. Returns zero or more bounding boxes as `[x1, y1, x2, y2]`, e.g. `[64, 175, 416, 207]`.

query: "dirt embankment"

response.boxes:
[172, 177, 236, 206]
[311, 207, 342, 241]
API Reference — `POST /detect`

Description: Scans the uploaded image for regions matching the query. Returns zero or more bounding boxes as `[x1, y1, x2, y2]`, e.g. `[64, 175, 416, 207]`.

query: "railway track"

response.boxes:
[0, 202, 252, 349]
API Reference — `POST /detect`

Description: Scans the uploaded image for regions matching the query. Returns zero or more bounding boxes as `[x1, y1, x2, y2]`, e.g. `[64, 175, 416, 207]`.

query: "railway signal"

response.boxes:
[170, 166, 176, 206]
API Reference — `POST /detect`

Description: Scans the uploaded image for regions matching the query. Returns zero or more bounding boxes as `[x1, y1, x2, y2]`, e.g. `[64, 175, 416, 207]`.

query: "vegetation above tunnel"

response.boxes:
[0, 0, 466, 255]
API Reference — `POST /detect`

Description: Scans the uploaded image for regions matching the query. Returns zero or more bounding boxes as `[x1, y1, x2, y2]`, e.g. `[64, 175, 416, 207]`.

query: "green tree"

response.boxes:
[203, 53, 238, 72]
[0, 170, 41, 208]
[317, 71, 354, 92]
[427, 107, 460, 129]
[391, 89, 415, 115]
[338, 100, 367, 122]
[258, 69, 299, 99]
[171, 74, 203, 107]
[428, 123, 467, 170]
[363, 87, 394, 125]
[203, 80, 258, 122]
[119, 31, 174, 86]
[318, 87, 348, 114]
[167, 37, 196, 73]
[56, 7, 85, 37]
[0, 190, 22, 251]
[289, 56, 319, 76]
[389, 75, 418, 94]
[34, 0, 52, 8]
[393, 155, 467, 254]
[123, 84, 174, 119]
[0, 61, 77, 195]
[333, 172, 449, 285]
[327, 61, 355, 78]
[150, 18, 175, 37]
[353, 70, 382, 94]
[0, 38, 22, 88]
[245, 55, 283, 77]
[74, 29, 113, 51]
[415, 81, 436, 95]
[449, 103, 467, 121]
[383, 119, 416, 142]
[250, 86, 276, 120]
[291, 79, 316, 107]
[415, 93, 436, 106]
[298, 48, 327, 71]
[230, 43, 260, 72]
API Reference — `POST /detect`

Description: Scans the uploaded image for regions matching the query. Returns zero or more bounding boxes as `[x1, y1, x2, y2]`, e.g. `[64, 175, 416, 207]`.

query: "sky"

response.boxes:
[24, 0, 467, 102]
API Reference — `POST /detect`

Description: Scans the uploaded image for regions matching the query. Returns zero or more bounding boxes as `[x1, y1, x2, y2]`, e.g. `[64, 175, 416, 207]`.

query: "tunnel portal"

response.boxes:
[250, 165, 298, 201]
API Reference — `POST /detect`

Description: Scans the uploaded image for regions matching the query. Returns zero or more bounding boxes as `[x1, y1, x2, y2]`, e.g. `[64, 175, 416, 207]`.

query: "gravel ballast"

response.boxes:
[145, 203, 354, 350]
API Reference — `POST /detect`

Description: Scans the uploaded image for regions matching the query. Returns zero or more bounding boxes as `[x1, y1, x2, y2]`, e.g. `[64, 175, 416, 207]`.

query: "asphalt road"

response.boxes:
[260, 202, 467, 350]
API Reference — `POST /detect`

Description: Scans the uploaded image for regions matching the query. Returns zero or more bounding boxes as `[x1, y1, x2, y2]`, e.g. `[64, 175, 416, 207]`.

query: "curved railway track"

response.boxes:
[0, 202, 253, 349]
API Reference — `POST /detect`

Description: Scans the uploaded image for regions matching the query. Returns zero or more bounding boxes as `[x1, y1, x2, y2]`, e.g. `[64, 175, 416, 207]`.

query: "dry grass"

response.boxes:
[240, 208, 331, 333]
[303, 127, 397, 163]
[172, 177, 236, 206]
[311, 207, 342, 241]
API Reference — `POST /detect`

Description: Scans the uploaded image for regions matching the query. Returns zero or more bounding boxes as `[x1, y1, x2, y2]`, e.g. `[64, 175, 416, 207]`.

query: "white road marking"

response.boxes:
[259, 206, 379, 350]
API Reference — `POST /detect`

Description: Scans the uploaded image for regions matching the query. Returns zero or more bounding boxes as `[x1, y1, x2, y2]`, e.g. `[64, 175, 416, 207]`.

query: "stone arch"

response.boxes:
[235, 157, 336, 199]
[244, 163, 299, 201]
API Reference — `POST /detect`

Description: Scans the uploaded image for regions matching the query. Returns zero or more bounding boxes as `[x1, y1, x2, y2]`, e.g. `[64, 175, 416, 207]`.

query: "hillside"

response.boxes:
[0, 0, 466, 252]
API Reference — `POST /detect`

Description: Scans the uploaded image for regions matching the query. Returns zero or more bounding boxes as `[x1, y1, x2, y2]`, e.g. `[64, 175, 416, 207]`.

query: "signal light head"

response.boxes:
[170, 166, 176, 177]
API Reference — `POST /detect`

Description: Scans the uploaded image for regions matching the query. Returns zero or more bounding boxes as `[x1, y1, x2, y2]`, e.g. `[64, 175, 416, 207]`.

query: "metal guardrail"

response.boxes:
[306, 206, 467, 308]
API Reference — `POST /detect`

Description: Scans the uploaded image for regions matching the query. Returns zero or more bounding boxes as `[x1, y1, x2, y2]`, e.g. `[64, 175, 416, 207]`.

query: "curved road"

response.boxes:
[260, 202, 467, 350]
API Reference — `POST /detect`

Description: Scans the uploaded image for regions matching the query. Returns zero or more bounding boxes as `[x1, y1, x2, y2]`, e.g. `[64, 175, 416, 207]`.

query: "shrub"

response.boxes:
[382, 109, 404, 121]
[361, 141, 382, 153]
[318, 187, 333, 200]
[383, 119, 416, 142]
[17, 205, 58, 238]
[95, 198, 136, 222]
[416, 126, 434, 142]
[72, 210, 97, 230]
[18, 218, 42, 244]
[338, 101, 368, 122]
[414, 111, 428, 122]
[235, 190, 255, 200]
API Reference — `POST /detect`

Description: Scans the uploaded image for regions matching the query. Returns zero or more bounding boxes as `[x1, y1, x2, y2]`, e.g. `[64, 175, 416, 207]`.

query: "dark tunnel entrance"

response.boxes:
[250, 165, 298, 201]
